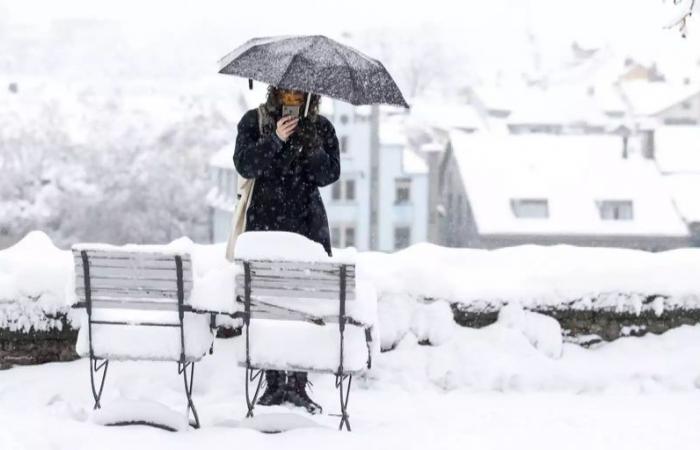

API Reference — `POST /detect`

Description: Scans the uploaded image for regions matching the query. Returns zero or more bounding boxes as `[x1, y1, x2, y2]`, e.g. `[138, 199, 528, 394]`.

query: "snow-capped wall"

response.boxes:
[3, 231, 700, 364]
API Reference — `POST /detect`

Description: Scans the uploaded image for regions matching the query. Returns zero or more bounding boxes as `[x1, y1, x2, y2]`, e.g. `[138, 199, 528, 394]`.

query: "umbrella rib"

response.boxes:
[332, 45, 359, 105]
[277, 38, 318, 90]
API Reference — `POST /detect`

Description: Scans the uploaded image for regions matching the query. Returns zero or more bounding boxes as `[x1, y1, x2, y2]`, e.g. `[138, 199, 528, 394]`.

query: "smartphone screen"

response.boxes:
[282, 105, 301, 118]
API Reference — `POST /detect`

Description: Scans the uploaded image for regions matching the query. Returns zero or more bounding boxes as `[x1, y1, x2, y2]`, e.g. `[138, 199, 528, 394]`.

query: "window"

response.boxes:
[331, 227, 341, 247]
[340, 135, 349, 153]
[395, 178, 411, 204]
[332, 182, 342, 200]
[345, 226, 355, 247]
[330, 178, 356, 202]
[340, 114, 350, 125]
[330, 224, 356, 248]
[345, 180, 355, 201]
[394, 226, 411, 250]
[455, 195, 463, 224]
[511, 199, 549, 218]
[597, 200, 633, 220]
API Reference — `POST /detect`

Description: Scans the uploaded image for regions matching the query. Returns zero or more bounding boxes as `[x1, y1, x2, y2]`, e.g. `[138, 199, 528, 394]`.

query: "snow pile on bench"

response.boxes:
[235, 231, 376, 372]
[74, 311, 213, 362]
[90, 399, 190, 431]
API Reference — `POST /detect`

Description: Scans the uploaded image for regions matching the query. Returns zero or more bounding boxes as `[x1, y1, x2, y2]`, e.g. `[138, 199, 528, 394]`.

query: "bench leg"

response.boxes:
[90, 358, 109, 410]
[245, 368, 265, 418]
[335, 374, 353, 431]
[179, 361, 200, 429]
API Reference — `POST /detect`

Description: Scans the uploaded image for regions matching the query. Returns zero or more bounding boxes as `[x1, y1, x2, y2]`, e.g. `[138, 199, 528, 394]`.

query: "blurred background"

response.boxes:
[1, 0, 699, 252]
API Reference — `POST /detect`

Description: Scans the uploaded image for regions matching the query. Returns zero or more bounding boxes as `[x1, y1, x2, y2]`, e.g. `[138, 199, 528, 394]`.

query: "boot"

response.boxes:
[284, 371, 323, 415]
[257, 370, 286, 406]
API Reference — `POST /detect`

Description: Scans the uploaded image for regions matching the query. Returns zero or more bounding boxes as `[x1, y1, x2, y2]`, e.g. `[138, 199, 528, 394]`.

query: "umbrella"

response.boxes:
[217, 35, 409, 110]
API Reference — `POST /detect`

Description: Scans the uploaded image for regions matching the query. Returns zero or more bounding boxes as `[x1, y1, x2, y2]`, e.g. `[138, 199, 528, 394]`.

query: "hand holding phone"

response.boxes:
[275, 115, 299, 142]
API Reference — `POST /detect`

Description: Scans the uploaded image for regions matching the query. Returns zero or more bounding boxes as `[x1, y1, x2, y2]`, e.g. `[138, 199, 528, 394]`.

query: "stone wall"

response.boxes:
[0, 318, 78, 369]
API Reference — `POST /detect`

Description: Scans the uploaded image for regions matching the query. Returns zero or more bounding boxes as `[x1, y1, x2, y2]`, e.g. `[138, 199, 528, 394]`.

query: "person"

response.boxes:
[233, 86, 340, 414]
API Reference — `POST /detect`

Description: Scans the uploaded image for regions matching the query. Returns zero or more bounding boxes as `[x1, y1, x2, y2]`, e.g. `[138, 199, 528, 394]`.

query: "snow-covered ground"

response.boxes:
[2, 324, 700, 450]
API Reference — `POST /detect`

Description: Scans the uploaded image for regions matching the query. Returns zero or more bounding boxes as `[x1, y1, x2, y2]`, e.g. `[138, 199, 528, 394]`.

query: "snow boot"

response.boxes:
[285, 371, 323, 415]
[257, 370, 286, 406]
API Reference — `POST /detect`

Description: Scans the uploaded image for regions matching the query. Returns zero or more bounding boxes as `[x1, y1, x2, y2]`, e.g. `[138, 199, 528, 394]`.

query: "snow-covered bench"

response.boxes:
[71, 244, 215, 430]
[234, 232, 376, 431]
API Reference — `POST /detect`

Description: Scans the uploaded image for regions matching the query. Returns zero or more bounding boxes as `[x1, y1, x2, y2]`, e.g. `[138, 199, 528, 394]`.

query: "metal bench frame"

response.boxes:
[72, 247, 209, 430]
[235, 259, 372, 432]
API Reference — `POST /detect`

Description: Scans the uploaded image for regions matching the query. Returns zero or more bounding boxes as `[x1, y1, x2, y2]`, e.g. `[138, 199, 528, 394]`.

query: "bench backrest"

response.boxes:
[72, 247, 192, 315]
[234, 259, 355, 323]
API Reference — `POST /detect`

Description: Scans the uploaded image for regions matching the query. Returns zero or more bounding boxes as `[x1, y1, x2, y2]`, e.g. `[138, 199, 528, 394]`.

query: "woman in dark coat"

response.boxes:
[233, 86, 340, 414]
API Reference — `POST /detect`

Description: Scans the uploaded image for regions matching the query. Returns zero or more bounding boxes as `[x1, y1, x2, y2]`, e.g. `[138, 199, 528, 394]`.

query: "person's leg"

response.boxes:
[257, 370, 286, 406]
[285, 371, 322, 414]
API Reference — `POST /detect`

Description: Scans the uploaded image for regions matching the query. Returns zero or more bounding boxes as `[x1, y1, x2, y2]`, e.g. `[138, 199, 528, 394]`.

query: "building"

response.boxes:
[436, 130, 691, 250]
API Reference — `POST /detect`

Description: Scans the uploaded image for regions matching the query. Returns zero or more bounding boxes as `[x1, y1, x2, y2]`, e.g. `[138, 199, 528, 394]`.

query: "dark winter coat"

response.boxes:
[233, 108, 340, 255]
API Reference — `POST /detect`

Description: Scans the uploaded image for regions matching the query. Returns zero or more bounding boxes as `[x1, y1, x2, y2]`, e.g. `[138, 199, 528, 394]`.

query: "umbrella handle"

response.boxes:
[304, 92, 312, 117]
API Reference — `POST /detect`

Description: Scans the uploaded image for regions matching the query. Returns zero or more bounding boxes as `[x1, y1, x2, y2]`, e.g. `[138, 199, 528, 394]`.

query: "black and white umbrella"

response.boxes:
[218, 35, 409, 110]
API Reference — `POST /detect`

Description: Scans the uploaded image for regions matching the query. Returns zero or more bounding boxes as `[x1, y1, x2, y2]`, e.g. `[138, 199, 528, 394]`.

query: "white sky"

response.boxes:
[2, 0, 698, 83]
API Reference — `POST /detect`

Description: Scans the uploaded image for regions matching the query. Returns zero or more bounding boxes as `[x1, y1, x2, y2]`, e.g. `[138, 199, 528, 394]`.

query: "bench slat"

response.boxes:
[249, 266, 355, 280]
[75, 276, 191, 291]
[235, 274, 353, 292]
[76, 266, 192, 282]
[236, 288, 355, 301]
[87, 299, 181, 311]
[76, 286, 189, 301]
[241, 260, 354, 274]
[72, 248, 191, 262]
[73, 255, 192, 271]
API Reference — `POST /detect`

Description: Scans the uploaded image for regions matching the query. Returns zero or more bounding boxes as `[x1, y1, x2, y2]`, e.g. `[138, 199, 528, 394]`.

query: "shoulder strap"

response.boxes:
[257, 105, 264, 136]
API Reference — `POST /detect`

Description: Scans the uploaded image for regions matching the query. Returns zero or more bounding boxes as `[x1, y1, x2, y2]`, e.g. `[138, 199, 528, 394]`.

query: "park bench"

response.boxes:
[234, 256, 373, 432]
[71, 245, 214, 430]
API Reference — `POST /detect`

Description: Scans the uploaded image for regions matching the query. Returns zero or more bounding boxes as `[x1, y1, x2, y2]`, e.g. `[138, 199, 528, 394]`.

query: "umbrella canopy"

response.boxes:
[218, 35, 409, 108]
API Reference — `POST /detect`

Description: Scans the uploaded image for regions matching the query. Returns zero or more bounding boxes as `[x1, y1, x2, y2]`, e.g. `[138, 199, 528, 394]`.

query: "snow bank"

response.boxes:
[0, 231, 73, 332]
[497, 303, 563, 359]
[360, 243, 700, 312]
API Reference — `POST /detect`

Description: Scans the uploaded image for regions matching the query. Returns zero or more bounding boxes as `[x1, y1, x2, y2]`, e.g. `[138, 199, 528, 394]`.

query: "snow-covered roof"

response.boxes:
[402, 148, 428, 175]
[620, 80, 700, 116]
[471, 84, 612, 126]
[449, 130, 688, 237]
[405, 101, 483, 132]
[654, 125, 700, 173]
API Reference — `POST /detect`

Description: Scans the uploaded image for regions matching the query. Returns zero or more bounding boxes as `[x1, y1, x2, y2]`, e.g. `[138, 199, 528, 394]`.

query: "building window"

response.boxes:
[331, 227, 341, 247]
[455, 194, 463, 224]
[394, 226, 411, 250]
[395, 178, 411, 204]
[345, 179, 355, 201]
[597, 200, 633, 220]
[332, 182, 342, 200]
[331, 178, 356, 202]
[340, 135, 349, 153]
[331, 224, 356, 248]
[511, 199, 549, 218]
[340, 114, 350, 125]
[345, 226, 355, 247]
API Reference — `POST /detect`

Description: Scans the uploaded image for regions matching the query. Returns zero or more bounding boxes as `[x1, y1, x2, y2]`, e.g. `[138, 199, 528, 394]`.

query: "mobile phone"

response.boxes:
[282, 104, 301, 118]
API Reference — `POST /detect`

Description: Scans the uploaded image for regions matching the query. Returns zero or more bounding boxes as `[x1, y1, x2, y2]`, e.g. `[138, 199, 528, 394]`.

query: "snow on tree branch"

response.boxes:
[662, 0, 696, 37]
